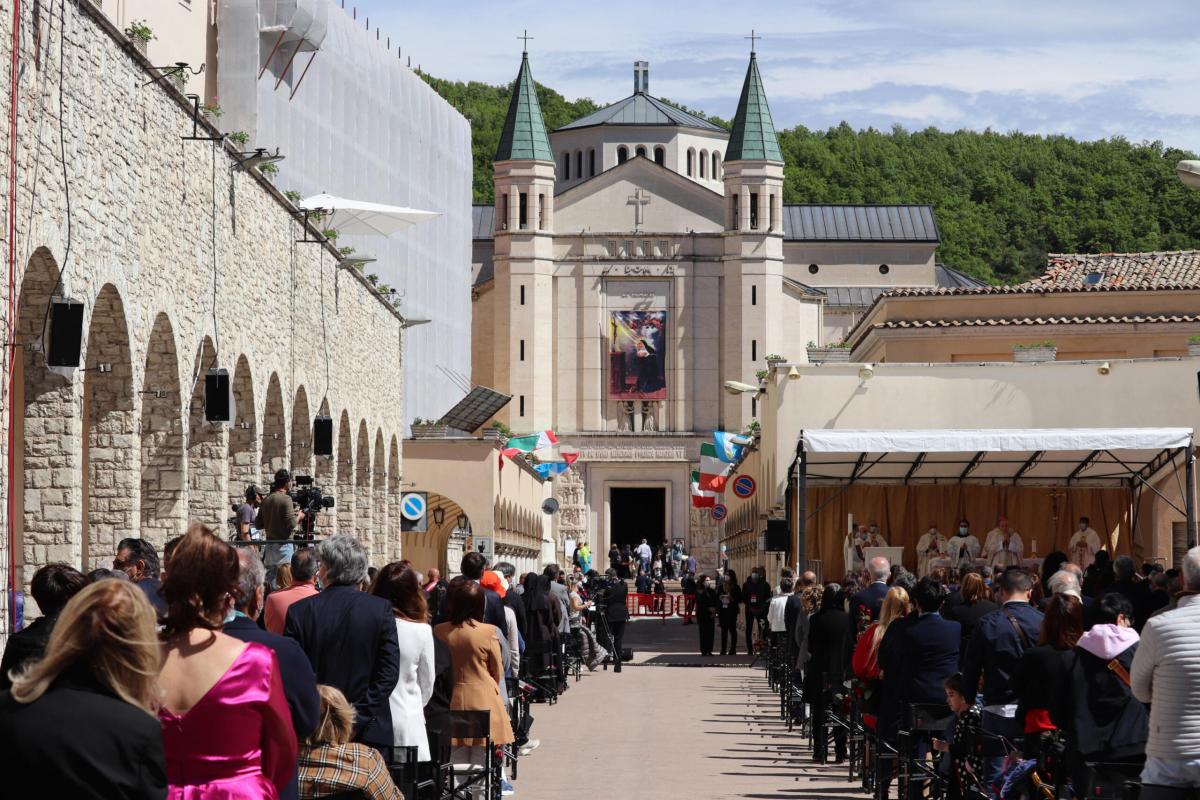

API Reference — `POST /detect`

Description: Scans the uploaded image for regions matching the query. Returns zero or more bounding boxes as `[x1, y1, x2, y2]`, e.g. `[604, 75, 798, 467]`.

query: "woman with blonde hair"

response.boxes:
[158, 524, 297, 798]
[297, 685, 402, 800]
[0, 578, 167, 798]
[852, 586, 911, 730]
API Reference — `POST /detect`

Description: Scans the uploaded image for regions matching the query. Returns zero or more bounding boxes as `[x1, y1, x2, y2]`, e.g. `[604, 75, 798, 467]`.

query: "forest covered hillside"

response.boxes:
[420, 72, 1200, 284]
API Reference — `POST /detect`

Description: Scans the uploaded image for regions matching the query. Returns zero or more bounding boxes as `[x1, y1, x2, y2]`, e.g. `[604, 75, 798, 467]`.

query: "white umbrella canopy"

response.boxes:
[298, 193, 440, 236]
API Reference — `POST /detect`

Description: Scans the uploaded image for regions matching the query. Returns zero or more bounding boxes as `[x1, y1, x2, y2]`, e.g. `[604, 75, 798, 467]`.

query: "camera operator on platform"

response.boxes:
[598, 568, 629, 673]
[236, 485, 264, 541]
[256, 469, 304, 572]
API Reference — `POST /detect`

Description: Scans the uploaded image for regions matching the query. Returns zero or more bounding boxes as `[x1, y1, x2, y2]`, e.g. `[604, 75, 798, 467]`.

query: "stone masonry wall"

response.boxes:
[0, 0, 410, 633]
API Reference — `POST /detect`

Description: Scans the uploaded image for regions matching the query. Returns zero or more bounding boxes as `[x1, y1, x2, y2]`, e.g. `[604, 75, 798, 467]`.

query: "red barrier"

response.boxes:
[624, 593, 696, 624]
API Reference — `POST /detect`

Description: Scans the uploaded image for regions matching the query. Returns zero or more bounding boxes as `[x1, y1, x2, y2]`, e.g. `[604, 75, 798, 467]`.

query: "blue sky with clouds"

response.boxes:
[363, 0, 1200, 150]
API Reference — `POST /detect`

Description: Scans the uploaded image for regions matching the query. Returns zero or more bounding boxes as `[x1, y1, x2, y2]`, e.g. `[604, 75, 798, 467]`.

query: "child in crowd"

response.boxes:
[933, 673, 984, 800]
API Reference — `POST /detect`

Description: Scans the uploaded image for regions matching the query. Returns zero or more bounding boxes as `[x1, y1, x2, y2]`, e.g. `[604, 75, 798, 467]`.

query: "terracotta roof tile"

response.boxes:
[1028, 251, 1200, 290]
[872, 313, 1200, 330]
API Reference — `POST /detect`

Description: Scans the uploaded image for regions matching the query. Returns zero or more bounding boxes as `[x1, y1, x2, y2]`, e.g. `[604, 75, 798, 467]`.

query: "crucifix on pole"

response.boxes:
[627, 188, 651, 230]
[745, 29, 761, 54]
[518, 29, 534, 53]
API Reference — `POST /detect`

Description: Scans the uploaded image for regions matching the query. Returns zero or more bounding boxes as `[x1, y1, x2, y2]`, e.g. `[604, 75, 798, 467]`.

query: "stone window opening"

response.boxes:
[561, 152, 570, 180]
[499, 195, 508, 231]
[519, 284, 525, 305]
[654, 146, 665, 166]
[520, 339, 525, 361]
[699, 149, 707, 178]
[752, 285, 757, 306]
[712, 151, 720, 179]
[617, 146, 628, 164]
[538, 193, 545, 230]
[751, 339, 758, 362]
[519, 395, 526, 417]
[731, 194, 739, 230]
[588, 148, 596, 176]
[686, 148, 694, 177]
[750, 192, 759, 230]
[768, 192, 776, 231]
[635, 145, 647, 159]
[518, 192, 528, 229]
[575, 151, 583, 180]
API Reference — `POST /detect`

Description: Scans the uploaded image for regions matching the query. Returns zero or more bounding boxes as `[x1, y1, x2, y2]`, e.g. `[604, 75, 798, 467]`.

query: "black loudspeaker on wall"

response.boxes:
[47, 298, 85, 367]
[313, 416, 333, 456]
[204, 369, 231, 422]
[765, 519, 790, 553]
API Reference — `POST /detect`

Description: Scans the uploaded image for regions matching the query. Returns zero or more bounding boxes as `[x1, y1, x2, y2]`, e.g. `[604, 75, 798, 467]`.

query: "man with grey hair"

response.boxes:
[849, 556, 891, 633]
[284, 534, 399, 760]
[1132, 546, 1200, 795]
[1046, 569, 1082, 599]
[226, 547, 319, 800]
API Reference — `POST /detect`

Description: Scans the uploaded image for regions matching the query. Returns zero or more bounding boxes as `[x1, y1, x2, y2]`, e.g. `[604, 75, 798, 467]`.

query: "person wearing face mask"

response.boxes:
[1068, 516, 1102, 570]
[946, 520, 981, 570]
[983, 516, 1024, 570]
[844, 523, 885, 576]
[916, 522, 949, 578]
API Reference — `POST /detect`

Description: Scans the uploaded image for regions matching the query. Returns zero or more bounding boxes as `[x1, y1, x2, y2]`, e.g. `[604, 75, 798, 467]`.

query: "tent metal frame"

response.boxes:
[790, 431, 1197, 571]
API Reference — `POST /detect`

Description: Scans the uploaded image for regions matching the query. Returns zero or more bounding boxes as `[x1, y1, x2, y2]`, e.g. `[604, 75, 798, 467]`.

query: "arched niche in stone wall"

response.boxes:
[355, 420, 373, 544]
[227, 354, 257, 507]
[312, 397, 335, 520]
[291, 386, 313, 480]
[372, 428, 386, 562]
[14, 247, 80, 590]
[187, 336, 227, 529]
[82, 283, 135, 570]
[140, 312, 185, 547]
[336, 411, 355, 535]
[260, 373, 287, 484]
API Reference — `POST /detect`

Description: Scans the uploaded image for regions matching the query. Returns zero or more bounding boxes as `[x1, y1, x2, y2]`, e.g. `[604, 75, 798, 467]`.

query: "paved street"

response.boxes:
[516, 618, 855, 800]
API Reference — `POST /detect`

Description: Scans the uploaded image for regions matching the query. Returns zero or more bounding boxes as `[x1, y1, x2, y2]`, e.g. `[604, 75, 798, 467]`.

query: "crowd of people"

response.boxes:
[759, 544, 1200, 799]
[0, 517, 629, 799]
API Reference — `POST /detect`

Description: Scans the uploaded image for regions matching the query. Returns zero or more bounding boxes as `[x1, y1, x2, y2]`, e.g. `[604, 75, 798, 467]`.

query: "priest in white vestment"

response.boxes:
[946, 519, 981, 570]
[1068, 516, 1102, 569]
[983, 516, 1024, 569]
[916, 523, 948, 577]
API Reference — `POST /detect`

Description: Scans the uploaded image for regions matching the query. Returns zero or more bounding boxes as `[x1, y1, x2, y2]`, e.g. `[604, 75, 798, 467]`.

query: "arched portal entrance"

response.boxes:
[403, 492, 472, 577]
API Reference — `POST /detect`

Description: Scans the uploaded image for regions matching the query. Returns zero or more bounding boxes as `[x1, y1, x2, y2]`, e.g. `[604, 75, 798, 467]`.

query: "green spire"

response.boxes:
[494, 52, 553, 162]
[725, 53, 783, 162]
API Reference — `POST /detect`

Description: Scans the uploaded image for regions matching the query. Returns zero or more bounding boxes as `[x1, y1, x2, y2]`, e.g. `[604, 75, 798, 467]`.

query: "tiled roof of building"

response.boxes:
[725, 53, 783, 162]
[782, 204, 939, 241]
[495, 52, 554, 162]
[1026, 251, 1200, 289]
[817, 267, 983, 308]
[869, 313, 1200, 330]
[554, 92, 726, 133]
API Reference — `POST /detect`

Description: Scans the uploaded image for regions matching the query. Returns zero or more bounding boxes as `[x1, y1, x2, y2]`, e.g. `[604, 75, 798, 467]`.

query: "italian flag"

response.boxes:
[691, 471, 717, 508]
[699, 442, 732, 492]
[505, 429, 558, 454]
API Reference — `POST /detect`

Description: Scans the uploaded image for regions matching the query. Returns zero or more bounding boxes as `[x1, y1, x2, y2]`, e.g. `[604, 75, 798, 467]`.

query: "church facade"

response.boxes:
[471, 50, 979, 566]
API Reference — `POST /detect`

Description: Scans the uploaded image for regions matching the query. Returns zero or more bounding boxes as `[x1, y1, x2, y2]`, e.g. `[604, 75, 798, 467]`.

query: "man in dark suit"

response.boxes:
[228, 548, 319, 800]
[601, 568, 629, 673]
[962, 568, 1043, 789]
[880, 578, 960, 799]
[285, 534, 399, 760]
[0, 564, 88, 690]
[850, 556, 892, 633]
[114, 537, 168, 617]
[443, 551, 507, 632]
[494, 561, 527, 639]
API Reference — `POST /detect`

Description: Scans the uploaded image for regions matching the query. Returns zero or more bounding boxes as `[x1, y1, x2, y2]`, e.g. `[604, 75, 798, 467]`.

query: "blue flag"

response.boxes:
[713, 431, 750, 463]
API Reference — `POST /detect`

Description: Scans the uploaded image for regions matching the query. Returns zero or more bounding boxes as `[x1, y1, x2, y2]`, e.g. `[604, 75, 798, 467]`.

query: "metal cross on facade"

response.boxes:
[518, 30, 534, 52]
[745, 29, 761, 54]
[627, 188, 651, 229]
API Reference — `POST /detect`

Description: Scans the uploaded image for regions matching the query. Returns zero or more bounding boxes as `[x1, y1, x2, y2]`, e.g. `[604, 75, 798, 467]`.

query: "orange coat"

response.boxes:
[433, 620, 514, 745]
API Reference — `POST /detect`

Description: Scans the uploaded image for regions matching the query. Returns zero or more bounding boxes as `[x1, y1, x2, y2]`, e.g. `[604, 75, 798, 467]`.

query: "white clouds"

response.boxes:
[363, 0, 1200, 149]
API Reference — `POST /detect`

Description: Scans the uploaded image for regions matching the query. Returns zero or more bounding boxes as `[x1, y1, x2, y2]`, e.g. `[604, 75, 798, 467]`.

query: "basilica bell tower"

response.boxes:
[492, 49, 557, 429]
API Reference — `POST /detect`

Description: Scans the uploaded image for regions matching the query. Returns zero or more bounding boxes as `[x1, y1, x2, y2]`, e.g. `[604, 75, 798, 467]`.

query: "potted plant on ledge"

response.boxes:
[806, 341, 852, 363]
[1013, 341, 1057, 363]
[411, 417, 449, 439]
[125, 20, 153, 56]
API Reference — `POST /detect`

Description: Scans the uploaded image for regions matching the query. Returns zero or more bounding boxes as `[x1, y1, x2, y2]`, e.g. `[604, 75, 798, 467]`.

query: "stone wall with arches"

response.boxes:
[0, 1, 409, 626]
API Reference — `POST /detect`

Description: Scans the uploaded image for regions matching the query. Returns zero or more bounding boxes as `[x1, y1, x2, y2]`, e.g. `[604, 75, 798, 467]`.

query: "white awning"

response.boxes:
[799, 427, 1193, 486]
[298, 193, 440, 236]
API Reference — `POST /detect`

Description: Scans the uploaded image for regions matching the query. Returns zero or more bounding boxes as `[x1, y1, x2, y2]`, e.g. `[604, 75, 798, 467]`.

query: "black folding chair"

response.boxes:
[1077, 761, 1145, 800]
[390, 744, 438, 800]
[521, 640, 561, 704]
[897, 702, 953, 800]
[426, 709, 498, 800]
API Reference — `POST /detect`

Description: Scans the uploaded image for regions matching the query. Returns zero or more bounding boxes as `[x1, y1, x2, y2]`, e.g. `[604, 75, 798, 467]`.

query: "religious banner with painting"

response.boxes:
[608, 310, 667, 400]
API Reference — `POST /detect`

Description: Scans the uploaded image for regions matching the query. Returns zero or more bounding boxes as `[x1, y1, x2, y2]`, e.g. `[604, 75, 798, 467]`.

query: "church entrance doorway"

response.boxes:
[609, 487, 666, 554]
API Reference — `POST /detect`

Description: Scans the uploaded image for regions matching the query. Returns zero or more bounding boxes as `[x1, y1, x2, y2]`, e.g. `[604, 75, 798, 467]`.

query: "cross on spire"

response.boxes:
[518, 29, 534, 53]
[745, 29, 761, 54]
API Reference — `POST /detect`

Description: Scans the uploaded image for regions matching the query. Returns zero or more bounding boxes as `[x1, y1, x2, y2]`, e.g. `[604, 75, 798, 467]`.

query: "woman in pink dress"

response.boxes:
[158, 524, 298, 799]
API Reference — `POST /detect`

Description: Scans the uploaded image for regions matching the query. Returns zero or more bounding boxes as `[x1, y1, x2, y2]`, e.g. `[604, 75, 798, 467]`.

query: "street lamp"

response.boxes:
[723, 380, 761, 396]
[1177, 160, 1200, 191]
[431, 507, 445, 526]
